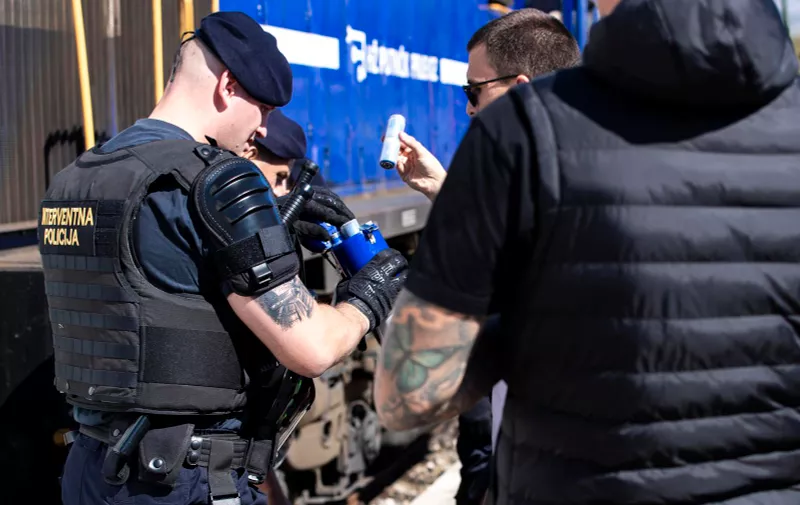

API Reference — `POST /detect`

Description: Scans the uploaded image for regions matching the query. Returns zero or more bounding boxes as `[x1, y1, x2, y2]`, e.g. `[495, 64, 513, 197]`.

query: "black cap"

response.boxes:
[257, 109, 307, 160]
[195, 11, 292, 107]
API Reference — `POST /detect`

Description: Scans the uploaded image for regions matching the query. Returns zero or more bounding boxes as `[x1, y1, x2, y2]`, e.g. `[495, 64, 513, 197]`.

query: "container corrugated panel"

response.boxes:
[0, 0, 500, 224]
[1, 1, 78, 226]
[221, 0, 499, 197]
[0, 0, 212, 226]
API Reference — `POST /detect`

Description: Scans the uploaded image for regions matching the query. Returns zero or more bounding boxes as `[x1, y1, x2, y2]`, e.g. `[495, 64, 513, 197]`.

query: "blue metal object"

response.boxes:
[303, 219, 390, 278]
[301, 222, 339, 254]
[220, 0, 499, 197]
[334, 220, 390, 277]
[561, 0, 595, 51]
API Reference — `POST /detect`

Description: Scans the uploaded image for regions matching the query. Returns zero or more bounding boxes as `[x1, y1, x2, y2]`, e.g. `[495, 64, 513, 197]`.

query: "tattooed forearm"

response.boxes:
[375, 290, 486, 431]
[255, 277, 315, 330]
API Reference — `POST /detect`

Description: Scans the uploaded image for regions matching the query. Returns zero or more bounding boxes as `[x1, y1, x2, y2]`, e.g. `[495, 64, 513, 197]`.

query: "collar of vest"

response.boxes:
[77, 139, 237, 190]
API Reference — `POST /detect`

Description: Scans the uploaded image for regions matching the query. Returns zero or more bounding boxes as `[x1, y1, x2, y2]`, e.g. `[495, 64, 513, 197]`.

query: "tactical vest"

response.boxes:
[39, 140, 276, 416]
[494, 73, 800, 504]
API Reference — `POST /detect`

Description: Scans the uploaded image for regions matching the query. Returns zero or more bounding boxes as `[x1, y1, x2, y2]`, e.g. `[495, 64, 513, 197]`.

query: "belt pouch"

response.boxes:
[137, 423, 195, 487]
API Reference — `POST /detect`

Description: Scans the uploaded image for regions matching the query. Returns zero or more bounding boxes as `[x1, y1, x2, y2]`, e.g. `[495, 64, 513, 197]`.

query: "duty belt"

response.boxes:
[74, 415, 275, 505]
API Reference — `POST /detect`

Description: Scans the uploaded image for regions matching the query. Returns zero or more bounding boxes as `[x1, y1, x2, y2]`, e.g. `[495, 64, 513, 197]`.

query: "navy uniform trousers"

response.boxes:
[61, 434, 266, 505]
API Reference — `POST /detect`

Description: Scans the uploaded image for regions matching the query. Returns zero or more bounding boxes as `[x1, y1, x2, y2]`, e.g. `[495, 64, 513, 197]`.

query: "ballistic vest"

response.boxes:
[39, 140, 276, 416]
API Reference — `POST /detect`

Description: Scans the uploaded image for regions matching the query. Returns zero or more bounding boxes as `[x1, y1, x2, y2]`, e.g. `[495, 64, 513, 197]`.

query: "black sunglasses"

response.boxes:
[462, 75, 518, 107]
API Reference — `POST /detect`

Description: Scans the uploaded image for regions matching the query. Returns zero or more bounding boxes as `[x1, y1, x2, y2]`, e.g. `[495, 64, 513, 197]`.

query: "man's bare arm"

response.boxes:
[230, 247, 407, 378]
[374, 290, 496, 431]
[228, 276, 369, 377]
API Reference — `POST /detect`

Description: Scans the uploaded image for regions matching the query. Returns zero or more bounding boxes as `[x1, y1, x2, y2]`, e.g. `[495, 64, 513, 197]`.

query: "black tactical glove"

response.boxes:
[335, 249, 408, 333]
[277, 186, 356, 242]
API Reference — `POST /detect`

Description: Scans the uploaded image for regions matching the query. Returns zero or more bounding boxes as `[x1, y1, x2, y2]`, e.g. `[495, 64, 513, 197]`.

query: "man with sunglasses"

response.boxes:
[393, 8, 580, 203]
[377, 0, 800, 504]
[388, 9, 580, 505]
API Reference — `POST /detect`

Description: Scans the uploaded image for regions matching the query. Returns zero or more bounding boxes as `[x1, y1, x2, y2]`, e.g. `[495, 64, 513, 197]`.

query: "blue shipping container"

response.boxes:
[220, 0, 506, 197]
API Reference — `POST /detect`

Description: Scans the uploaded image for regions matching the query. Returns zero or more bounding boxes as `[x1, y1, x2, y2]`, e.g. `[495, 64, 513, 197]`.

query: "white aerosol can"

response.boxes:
[379, 114, 406, 169]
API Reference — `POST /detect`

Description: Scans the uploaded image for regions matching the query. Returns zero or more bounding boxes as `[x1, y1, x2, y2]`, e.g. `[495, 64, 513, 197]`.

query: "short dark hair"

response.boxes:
[467, 8, 581, 78]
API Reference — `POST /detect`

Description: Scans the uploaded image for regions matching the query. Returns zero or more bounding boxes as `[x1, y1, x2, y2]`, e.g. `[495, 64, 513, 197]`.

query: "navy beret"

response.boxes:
[257, 109, 307, 160]
[195, 11, 292, 107]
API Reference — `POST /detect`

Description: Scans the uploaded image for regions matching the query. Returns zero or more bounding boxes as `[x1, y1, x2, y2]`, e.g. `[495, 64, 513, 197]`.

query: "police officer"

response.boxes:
[241, 108, 328, 505]
[242, 109, 315, 198]
[42, 11, 407, 505]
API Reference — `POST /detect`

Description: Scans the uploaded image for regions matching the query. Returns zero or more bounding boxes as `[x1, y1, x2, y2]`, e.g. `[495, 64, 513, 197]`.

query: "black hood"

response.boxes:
[583, 0, 798, 108]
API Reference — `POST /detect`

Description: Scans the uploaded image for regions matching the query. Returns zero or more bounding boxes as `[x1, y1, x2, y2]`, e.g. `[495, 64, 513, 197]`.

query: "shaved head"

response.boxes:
[168, 38, 225, 86]
[149, 38, 271, 155]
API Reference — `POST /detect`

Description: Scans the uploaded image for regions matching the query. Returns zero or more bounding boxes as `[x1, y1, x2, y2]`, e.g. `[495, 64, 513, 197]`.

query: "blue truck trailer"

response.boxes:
[0, 1, 596, 503]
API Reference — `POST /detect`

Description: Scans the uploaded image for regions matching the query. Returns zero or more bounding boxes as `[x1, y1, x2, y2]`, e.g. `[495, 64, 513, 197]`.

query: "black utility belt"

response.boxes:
[72, 415, 275, 505]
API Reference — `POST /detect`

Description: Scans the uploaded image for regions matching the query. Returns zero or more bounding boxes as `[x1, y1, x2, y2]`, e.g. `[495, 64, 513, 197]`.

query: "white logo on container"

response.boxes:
[345, 25, 438, 83]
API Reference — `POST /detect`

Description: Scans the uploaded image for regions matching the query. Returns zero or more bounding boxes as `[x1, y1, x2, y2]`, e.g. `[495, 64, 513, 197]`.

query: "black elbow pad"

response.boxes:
[189, 153, 299, 296]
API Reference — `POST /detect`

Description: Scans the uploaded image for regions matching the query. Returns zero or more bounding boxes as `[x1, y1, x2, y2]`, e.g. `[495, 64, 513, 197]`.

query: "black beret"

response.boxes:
[257, 109, 307, 160]
[195, 11, 292, 107]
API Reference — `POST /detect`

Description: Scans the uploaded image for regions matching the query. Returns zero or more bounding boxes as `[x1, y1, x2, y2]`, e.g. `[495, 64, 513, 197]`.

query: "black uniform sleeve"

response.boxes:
[405, 95, 536, 316]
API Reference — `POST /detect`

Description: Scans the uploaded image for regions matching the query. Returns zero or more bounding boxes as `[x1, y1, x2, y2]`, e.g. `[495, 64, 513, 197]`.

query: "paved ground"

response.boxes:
[409, 463, 461, 505]
[372, 419, 460, 505]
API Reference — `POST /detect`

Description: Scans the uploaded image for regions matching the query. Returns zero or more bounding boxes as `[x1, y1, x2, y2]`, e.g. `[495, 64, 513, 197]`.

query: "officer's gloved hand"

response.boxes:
[335, 249, 408, 333]
[278, 186, 356, 243]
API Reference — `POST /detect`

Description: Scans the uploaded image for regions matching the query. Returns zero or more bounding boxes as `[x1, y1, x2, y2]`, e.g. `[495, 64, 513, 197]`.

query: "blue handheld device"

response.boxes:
[281, 159, 390, 279]
[305, 219, 389, 277]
